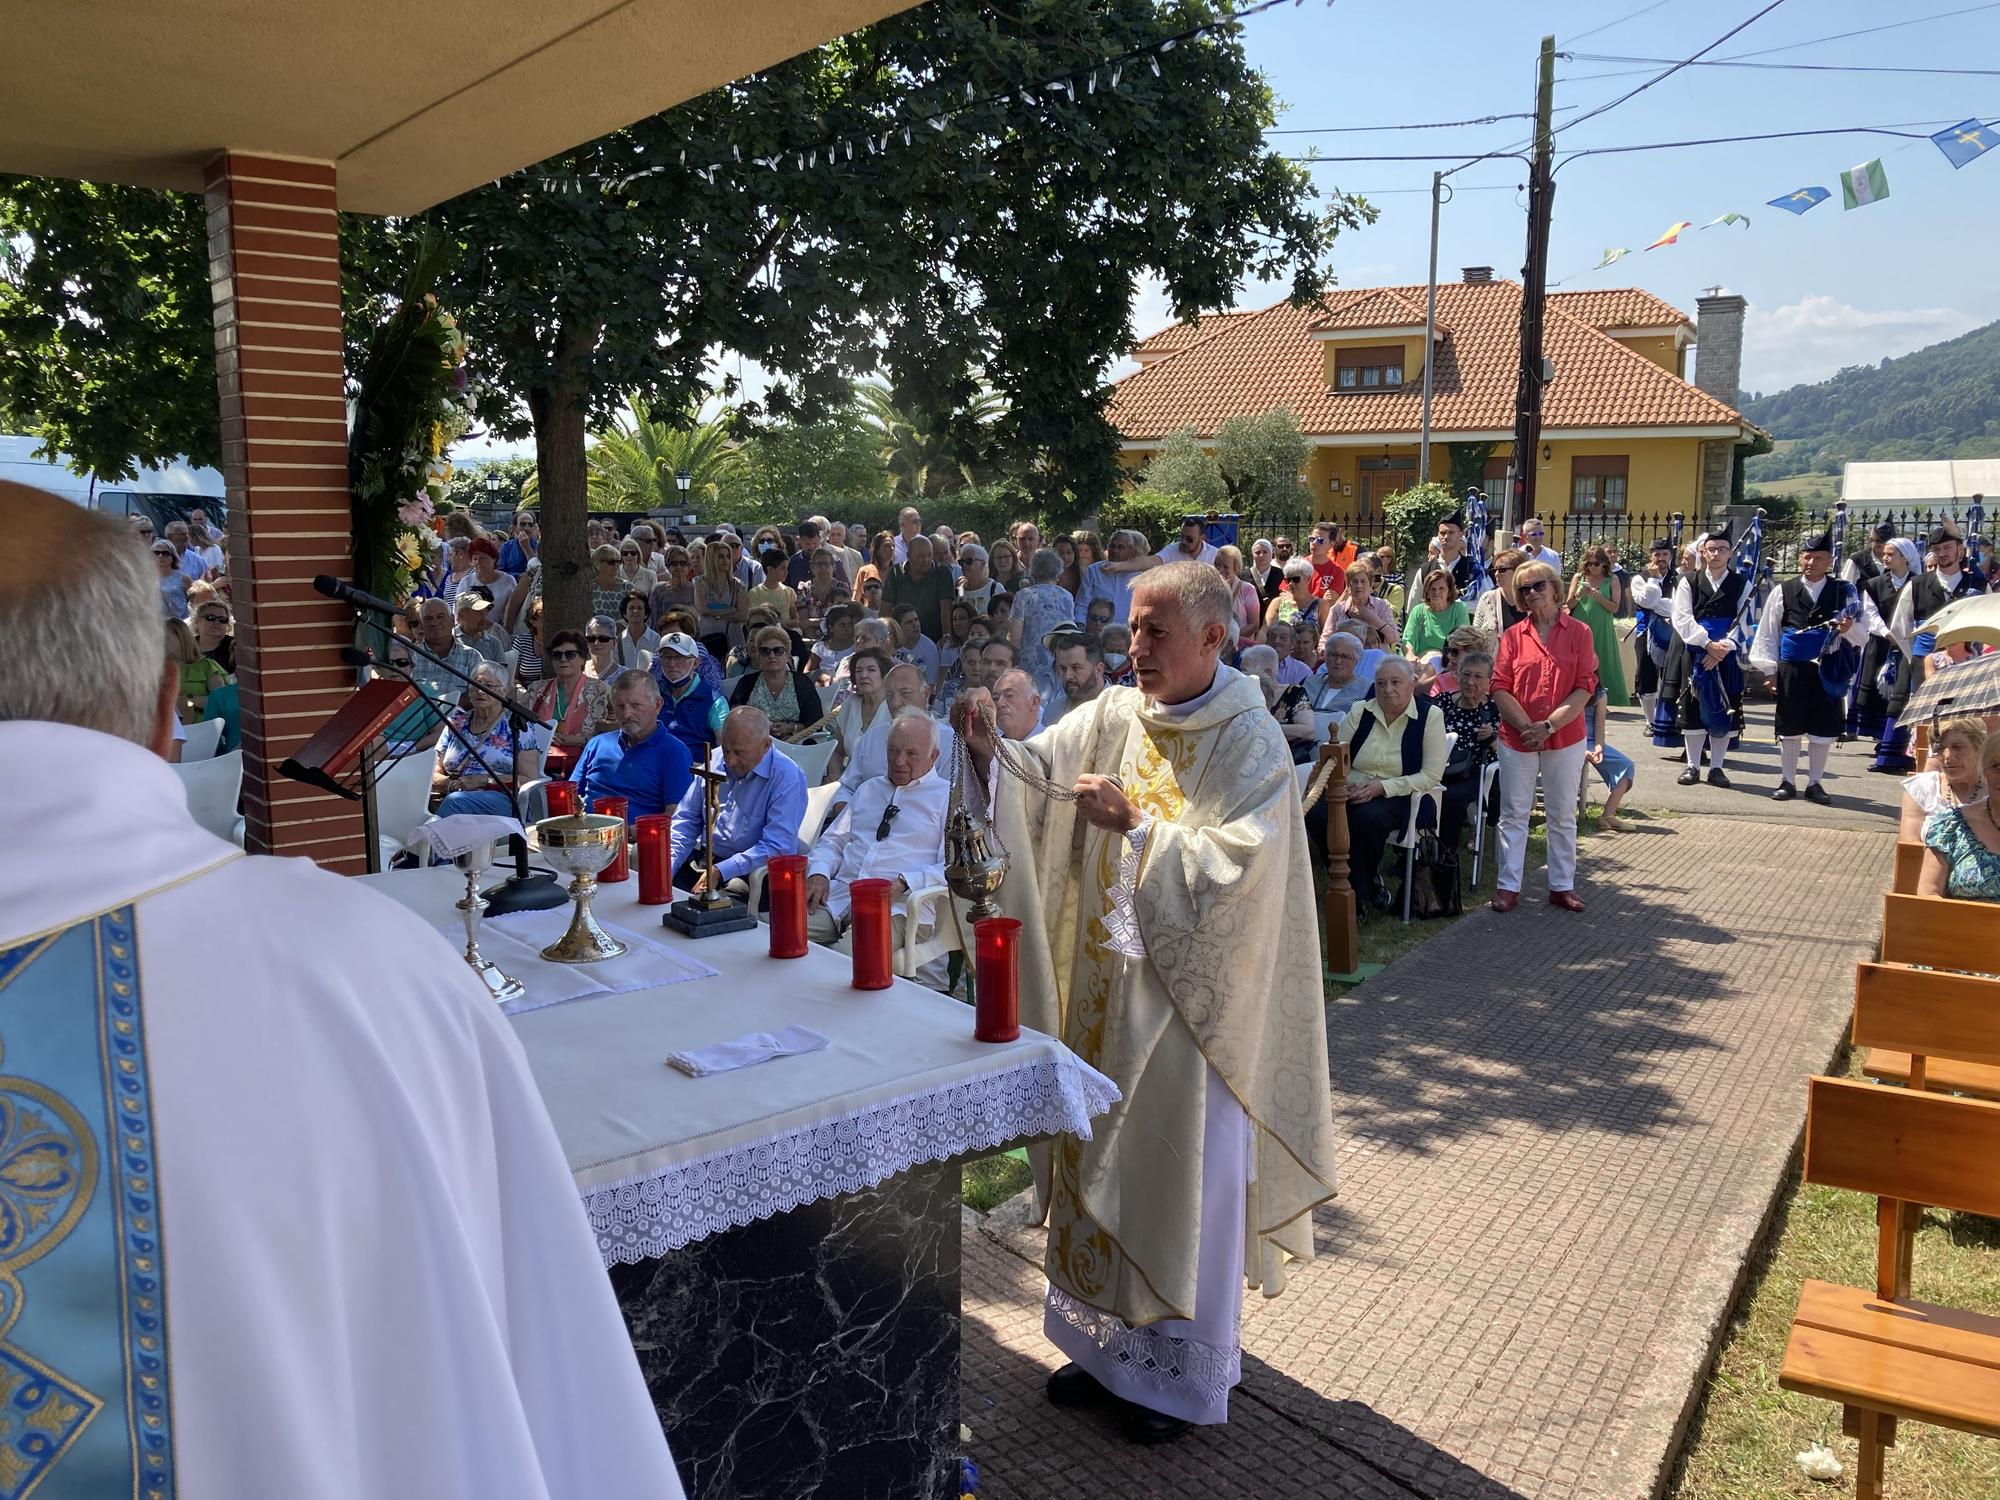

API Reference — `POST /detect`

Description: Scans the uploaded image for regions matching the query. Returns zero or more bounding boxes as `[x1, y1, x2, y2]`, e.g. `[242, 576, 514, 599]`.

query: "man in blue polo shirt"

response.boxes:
[573, 669, 694, 821]
[670, 706, 808, 897]
[497, 510, 539, 576]
[649, 631, 728, 759]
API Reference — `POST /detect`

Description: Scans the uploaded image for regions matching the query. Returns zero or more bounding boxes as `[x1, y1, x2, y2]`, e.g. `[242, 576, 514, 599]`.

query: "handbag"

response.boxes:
[1400, 831, 1463, 920]
[1442, 740, 1479, 785]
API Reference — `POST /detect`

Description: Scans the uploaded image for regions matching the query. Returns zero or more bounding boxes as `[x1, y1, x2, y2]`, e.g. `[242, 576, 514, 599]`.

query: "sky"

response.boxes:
[458, 0, 2000, 460]
[1121, 0, 2000, 396]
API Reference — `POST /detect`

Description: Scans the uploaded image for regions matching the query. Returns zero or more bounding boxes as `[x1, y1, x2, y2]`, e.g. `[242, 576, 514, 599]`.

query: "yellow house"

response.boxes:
[1112, 273, 1754, 550]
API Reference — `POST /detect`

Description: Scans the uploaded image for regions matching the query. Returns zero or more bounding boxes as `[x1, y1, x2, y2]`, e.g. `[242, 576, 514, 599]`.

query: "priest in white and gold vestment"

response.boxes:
[955, 561, 1337, 1444]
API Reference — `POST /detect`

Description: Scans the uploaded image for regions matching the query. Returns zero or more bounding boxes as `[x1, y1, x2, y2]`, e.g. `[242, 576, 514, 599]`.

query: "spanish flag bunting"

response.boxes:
[1645, 220, 1694, 251]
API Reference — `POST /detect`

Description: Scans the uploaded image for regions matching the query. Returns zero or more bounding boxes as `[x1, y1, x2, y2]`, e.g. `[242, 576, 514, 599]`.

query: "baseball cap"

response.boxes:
[659, 631, 698, 657]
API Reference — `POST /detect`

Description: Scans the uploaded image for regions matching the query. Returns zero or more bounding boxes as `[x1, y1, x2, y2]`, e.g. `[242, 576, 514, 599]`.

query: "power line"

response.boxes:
[1706, 0, 2000, 60]
[1565, 0, 1678, 47]
[1551, 0, 1791, 138]
[1268, 109, 1551, 135]
[1555, 118, 1997, 166]
[1563, 56, 2000, 80]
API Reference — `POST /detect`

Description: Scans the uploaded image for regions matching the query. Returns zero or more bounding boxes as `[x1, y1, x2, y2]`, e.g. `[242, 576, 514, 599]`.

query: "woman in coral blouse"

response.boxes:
[1489, 560, 1599, 914]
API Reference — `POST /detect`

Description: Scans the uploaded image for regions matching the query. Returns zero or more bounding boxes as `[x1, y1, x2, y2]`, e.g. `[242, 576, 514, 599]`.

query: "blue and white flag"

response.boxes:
[1932, 119, 1998, 170]
[1729, 513, 1767, 654]
[1464, 488, 1492, 599]
[1767, 186, 1829, 215]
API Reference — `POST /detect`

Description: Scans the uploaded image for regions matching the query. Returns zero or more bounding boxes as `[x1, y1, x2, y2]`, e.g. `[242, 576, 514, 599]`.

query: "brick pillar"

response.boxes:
[204, 153, 366, 872]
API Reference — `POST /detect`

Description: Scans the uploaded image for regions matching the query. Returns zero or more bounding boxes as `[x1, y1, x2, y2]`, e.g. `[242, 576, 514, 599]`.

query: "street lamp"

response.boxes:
[675, 468, 691, 498]
[484, 472, 503, 497]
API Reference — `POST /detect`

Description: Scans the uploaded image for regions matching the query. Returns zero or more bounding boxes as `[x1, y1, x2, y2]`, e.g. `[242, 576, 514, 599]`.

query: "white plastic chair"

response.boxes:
[774, 735, 837, 787]
[180, 717, 224, 762]
[172, 748, 243, 845]
[500, 648, 520, 688]
[744, 781, 843, 914]
[1469, 760, 1502, 890]
[371, 751, 439, 867]
[834, 884, 960, 988]
[720, 673, 745, 701]
[1383, 731, 1455, 923]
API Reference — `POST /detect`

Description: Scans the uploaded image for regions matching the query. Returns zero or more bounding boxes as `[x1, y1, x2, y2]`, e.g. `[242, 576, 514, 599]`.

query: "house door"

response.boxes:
[1357, 459, 1416, 517]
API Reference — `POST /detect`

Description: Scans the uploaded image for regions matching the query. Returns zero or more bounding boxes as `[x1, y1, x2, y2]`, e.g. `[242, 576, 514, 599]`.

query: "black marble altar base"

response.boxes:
[609, 1157, 963, 1500]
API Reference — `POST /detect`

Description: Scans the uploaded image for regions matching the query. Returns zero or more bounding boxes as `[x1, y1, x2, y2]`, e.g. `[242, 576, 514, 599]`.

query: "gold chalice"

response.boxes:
[535, 813, 629, 963]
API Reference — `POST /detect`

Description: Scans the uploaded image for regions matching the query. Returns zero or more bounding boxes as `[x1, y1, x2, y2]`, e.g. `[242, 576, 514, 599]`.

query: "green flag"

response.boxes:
[1594, 247, 1628, 270]
[1840, 159, 1889, 209]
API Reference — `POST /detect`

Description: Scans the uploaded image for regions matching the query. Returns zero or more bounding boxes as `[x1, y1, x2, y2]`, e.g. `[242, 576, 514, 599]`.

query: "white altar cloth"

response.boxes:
[480, 908, 718, 1017]
[359, 869, 1120, 1264]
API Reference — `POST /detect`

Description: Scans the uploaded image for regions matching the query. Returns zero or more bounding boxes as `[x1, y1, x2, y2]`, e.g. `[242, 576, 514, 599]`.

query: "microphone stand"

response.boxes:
[349, 623, 568, 914]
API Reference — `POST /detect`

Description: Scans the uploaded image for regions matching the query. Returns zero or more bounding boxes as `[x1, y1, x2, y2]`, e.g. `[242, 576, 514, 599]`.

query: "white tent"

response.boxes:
[1841, 459, 2000, 509]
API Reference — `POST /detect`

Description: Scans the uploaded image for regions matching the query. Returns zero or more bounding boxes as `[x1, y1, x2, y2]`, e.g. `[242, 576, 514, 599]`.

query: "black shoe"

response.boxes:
[1676, 768, 1700, 786]
[1047, 1363, 1111, 1409]
[1770, 781, 1796, 801]
[1371, 885, 1395, 912]
[1803, 782, 1833, 805]
[1706, 769, 1731, 789]
[1665, 749, 1687, 763]
[1118, 1400, 1192, 1445]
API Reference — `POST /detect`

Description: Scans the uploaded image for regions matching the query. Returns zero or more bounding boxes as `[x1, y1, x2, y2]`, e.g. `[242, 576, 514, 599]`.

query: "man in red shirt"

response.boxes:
[1306, 526, 1347, 598]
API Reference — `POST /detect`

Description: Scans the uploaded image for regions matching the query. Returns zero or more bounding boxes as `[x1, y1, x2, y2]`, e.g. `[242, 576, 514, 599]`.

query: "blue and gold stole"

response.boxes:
[0, 907, 172, 1498]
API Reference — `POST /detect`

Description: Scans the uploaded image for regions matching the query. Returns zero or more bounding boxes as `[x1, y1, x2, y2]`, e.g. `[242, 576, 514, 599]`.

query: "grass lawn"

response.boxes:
[1669, 1051, 2000, 1499]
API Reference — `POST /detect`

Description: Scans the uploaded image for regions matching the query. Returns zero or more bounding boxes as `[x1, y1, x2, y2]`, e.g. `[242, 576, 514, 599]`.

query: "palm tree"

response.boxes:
[584, 394, 742, 511]
[857, 382, 1007, 500]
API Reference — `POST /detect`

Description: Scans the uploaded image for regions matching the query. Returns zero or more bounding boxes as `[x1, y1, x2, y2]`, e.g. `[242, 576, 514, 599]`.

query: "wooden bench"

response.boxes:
[1878, 892, 2000, 969]
[1855, 959, 2000, 1100]
[1780, 1077, 2000, 1497]
[1892, 841, 1924, 896]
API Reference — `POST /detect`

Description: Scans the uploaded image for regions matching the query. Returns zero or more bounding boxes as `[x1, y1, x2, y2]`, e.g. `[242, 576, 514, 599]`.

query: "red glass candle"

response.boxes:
[767, 854, 809, 959]
[634, 814, 672, 905]
[591, 796, 630, 882]
[544, 780, 579, 817]
[973, 917, 1022, 1042]
[848, 878, 894, 990]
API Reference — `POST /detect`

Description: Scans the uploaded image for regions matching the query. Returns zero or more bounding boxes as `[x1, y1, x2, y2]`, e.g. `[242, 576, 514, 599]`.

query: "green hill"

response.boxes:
[1741, 319, 2000, 485]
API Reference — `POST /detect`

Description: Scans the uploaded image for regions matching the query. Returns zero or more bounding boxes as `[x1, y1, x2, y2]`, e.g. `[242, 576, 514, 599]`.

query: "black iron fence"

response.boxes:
[1229, 506, 1965, 579]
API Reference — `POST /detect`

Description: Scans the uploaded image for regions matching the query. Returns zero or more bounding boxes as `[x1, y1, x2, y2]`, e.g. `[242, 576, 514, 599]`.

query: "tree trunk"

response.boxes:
[526, 335, 594, 641]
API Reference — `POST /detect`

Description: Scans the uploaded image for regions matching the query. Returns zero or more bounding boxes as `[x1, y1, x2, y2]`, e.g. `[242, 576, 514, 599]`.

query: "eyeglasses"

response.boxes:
[584, 633, 614, 643]
[1518, 580, 1551, 596]
[198, 613, 230, 625]
[1496, 566, 1516, 576]
[875, 801, 901, 842]
[621, 550, 640, 558]
[756, 645, 789, 656]
[388, 656, 414, 669]
[153, 547, 175, 557]
[549, 648, 583, 661]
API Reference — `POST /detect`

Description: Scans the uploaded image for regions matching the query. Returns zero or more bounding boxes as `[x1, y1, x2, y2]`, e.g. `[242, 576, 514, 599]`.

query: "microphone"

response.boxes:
[337, 645, 377, 670]
[313, 575, 401, 616]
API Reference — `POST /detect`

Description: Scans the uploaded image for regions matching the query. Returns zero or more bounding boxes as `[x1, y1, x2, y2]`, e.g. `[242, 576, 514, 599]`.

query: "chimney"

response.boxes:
[1461, 266, 1494, 284]
[1694, 289, 1747, 409]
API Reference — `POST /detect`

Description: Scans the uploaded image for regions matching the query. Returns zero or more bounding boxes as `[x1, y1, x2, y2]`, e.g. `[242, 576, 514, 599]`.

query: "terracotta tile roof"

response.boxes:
[1129, 311, 1254, 358]
[1308, 287, 1433, 332]
[1110, 279, 1743, 443]
[1547, 287, 1691, 330]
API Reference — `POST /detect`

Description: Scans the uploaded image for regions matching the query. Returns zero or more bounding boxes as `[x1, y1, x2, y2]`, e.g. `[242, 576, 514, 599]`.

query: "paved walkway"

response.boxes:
[962, 812, 1895, 1498]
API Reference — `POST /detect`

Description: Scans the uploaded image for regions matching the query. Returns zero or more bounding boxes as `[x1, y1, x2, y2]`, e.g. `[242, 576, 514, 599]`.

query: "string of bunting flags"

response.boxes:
[1577, 116, 1998, 277]
[517, 0, 1329, 197]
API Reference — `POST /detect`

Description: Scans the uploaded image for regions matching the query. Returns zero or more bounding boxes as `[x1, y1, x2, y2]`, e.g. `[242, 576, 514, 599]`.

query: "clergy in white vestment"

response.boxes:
[0, 484, 684, 1499]
[953, 561, 1338, 1444]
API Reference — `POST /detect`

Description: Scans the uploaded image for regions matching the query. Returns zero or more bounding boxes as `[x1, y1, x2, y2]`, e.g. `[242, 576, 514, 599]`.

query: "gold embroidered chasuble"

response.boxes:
[985, 668, 1338, 1328]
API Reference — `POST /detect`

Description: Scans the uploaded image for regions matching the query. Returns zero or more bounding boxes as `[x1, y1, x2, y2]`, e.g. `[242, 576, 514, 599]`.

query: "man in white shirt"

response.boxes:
[189, 508, 227, 576]
[1155, 516, 1218, 567]
[806, 713, 949, 943]
[165, 519, 209, 582]
[828, 521, 866, 585]
[891, 506, 925, 565]
[1516, 518, 1563, 575]
[0, 483, 685, 1500]
[887, 663, 956, 767]
[992, 667, 1044, 741]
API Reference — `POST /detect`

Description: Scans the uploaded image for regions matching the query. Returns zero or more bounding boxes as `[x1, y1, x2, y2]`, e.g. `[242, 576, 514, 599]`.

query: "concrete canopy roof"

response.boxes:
[1, 0, 925, 214]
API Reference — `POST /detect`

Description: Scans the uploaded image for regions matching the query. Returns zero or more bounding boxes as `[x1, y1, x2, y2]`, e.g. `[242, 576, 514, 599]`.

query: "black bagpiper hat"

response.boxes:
[1871, 521, 1898, 545]
[1706, 520, 1733, 545]
[1649, 536, 1674, 554]
[1929, 520, 1964, 547]
[1799, 528, 1834, 554]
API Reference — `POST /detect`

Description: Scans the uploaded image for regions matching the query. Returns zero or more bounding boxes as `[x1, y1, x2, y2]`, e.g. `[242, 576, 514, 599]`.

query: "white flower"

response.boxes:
[1796, 1442, 1843, 1482]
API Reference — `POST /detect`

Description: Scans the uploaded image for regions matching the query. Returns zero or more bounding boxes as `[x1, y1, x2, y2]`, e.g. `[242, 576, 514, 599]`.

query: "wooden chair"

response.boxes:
[1855, 959, 2000, 1100]
[1892, 841, 1925, 896]
[1779, 1077, 2000, 1498]
[1877, 892, 2000, 969]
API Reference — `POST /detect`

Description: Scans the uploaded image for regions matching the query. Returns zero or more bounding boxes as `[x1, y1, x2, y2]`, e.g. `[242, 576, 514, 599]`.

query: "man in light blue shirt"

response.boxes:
[1072, 528, 1157, 625]
[670, 706, 807, 897]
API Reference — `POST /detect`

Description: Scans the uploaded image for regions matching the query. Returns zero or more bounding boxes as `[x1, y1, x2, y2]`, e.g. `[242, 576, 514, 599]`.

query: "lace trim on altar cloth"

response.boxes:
[582, 1051, 1121, 1264]
[1044, 1285, 1242, 1413]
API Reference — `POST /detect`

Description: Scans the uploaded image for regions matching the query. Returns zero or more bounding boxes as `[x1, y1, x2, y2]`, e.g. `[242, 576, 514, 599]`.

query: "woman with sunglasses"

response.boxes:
[729, 624, 825, 741]
[616, 592, 659, 670]
[1489, 560, 1599, 914]
[1566, 545, 1629, 706]
[1472, 548, 1529, 652]
[581, 615, 623, 682]
[193, 598, 236, 674]
[647, 545, 700, 630]
[825, 646, 896, 801]
[152, 540, 190, 619]
[532, 629, 612, 779]
[697, 539, 747, 659]
[616, 536, 656, 597]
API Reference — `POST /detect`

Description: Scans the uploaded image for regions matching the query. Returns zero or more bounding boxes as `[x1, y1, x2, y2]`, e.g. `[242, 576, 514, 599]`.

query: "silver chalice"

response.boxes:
[454, 838, 526, 1004]
[534, 813, 630, 963]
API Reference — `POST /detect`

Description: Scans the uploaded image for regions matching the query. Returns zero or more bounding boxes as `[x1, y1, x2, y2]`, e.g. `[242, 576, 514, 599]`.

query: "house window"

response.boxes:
[1570, 455, 1629, 513]
[1334, 346, 1406, 391]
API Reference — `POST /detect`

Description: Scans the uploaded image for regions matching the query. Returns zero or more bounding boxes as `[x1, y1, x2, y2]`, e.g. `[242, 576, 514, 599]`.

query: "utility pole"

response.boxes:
[1418, 170, 1442, 483]
[1506, 34, 1557, 543]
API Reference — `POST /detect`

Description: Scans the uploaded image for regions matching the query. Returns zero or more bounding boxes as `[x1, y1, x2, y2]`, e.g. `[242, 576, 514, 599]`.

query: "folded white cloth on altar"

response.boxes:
[423, 813, 524, 860]
[667, 1024, 830, 1077]
[479, 910, 718, 1016]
